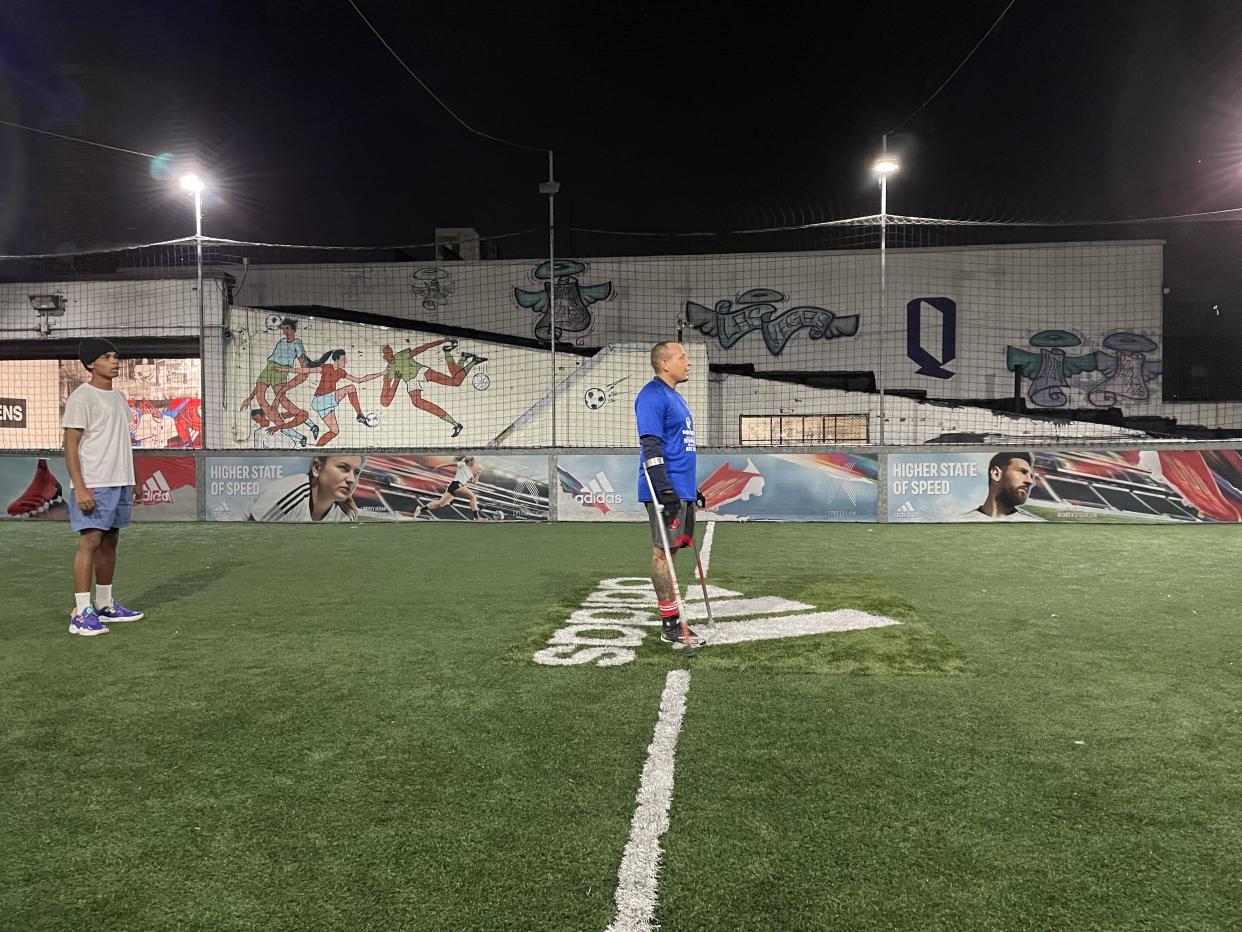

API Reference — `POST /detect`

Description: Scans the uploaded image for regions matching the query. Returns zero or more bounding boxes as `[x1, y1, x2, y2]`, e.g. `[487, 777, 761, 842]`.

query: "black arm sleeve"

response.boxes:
[639, 434, 679, 502]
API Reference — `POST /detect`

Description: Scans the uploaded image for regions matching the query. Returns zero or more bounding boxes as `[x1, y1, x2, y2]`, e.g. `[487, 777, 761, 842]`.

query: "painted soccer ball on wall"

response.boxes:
[363, 413, 380, 428]
[264, 313, 283, 331]
[584, 387, 607, 409]
[472, 372, 491, 391]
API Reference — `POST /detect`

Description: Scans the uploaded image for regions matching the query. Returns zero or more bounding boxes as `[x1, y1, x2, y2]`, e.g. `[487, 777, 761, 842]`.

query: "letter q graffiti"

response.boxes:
[906, 297, 957, 379]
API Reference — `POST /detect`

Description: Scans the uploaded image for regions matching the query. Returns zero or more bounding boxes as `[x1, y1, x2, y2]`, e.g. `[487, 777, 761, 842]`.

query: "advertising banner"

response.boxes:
[557, 452, 878, 522]
[1, 455, 197, 521]
[887, 449, 1242, 523]
[207, 453, 549, 523]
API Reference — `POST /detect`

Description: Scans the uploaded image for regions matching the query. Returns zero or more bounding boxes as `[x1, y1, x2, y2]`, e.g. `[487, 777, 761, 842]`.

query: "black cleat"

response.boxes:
[308, 422, 320, 440]
[450, 422, 464, 437]
[661, 622, 704, 647]
[460, 351, 489, 366]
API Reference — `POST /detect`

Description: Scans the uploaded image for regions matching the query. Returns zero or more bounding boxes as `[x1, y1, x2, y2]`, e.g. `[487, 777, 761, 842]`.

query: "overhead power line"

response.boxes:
[344, 0, 547, 154]
[0, 117, 158, 160]
[888, 0, 1020, 134]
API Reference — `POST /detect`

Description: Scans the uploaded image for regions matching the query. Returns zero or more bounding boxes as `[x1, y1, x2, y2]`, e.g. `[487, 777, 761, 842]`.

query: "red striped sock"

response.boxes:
[658, 600, 679, 624]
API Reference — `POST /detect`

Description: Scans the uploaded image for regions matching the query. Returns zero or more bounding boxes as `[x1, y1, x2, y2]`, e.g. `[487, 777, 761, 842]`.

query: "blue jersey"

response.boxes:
[635, 378, 697, 502]
[268, 338, 306, 366]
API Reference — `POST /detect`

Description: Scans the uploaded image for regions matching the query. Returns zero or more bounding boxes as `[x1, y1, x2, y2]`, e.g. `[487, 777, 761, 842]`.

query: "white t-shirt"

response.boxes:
[454, 461, 476, 485]
[950, 507, 1043, 522]
[62, 383, 136, 489]
[245, 472, 353, 523]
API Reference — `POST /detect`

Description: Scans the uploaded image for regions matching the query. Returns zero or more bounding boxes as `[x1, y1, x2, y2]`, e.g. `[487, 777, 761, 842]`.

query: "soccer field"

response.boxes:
[1, 521, 1238, 931]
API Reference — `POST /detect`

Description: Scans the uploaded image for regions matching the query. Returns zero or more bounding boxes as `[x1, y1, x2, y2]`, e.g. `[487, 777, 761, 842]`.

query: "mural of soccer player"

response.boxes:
[279, 349, 382, 447]
[245, 455, 364, 523]
[952, 451, 1043, 522]
[250, 408, 307, 449]
[250, 318, 314, 434]
[378, 338, 488, 437]
[412, 456, 484, 521]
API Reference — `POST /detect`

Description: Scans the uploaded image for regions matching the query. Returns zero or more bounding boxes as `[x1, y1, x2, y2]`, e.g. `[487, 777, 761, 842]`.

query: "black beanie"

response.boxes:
[78, 338, 118, 369]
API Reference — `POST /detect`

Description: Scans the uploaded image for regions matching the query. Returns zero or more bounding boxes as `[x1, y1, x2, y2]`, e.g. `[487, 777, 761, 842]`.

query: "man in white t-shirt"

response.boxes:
[950, 452, 1044, 522]
[62, 338, 145, 636]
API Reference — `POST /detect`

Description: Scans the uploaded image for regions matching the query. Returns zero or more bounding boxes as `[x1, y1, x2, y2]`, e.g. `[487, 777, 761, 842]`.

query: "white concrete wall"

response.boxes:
[0, 279, 220, 340]
[223, 242, 1242, 429]
[711, 374, 1146, 446]
[6, 242, 1242, 444]
[493, 342, 708, 448]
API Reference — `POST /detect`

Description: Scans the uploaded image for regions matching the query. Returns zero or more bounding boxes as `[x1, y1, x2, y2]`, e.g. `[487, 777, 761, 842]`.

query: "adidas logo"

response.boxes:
[142, 471, 173, 505]
[534, 576, 899, 667]
[211, 501, 233, 519]
[574, 471, 623, 506]
[895, 500, 917, 515]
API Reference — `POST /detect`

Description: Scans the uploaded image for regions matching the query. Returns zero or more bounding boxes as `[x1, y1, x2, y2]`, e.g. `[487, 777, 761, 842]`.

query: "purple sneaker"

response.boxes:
[98, 601, 144, 623]
[69, 606, 109, 637]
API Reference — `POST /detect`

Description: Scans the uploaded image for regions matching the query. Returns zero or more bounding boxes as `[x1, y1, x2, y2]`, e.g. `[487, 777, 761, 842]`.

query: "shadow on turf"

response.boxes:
[134, 559, 250, 608]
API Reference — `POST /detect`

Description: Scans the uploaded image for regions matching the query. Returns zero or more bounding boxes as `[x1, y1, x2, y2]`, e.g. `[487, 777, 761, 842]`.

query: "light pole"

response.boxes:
[179, 173, 207, 430]
[539, 153, 560, 447]
[180, 172, 205, 332]
[871, 148, 899, 446]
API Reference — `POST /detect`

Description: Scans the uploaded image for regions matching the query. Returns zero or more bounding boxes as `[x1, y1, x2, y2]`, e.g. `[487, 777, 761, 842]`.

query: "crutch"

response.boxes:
[684, 532, 716, 643]
[641, 463, 696, 656]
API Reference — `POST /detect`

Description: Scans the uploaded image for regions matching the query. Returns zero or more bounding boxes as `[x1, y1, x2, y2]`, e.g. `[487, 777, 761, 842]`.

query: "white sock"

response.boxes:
[96, 584, 113, 609]
[75, 592, 92, 614]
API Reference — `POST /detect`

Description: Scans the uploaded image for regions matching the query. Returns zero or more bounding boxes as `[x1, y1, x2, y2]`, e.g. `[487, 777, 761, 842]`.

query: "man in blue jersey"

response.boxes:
[636, 341, 706, 647]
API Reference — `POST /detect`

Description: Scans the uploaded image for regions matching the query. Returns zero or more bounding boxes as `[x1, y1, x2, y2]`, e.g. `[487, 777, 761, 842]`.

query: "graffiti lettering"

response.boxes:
[685, 288, 859, 356]
[514, 259, 612, 343]
[1007, 329, 1160, 408]
[906, 297, 957, 379]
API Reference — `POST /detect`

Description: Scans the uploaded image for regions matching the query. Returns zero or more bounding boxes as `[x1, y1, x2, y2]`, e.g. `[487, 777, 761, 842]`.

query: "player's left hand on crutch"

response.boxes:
[658, 488, 682, 528]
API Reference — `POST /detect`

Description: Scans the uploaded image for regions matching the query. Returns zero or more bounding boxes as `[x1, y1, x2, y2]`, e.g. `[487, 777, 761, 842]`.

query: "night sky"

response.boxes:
[2, 0, 1241, 255]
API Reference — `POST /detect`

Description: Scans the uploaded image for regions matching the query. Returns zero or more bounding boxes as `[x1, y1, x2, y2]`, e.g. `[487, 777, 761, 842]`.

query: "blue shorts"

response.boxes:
[312, 393, 338, 416]
[69, 486, 134, 533]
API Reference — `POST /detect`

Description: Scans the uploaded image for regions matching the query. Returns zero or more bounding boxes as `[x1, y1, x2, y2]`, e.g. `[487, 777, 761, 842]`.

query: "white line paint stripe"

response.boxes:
[679, 583, 741, 601]
[681, 596, 814, 620]
[699, 521, 716, 577]
[606, 669, 691, 932]
[697, 610, 901, 646]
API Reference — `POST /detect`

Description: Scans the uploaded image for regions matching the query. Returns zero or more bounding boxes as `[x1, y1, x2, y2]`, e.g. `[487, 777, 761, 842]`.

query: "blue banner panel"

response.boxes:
[557, 453, 878, 522]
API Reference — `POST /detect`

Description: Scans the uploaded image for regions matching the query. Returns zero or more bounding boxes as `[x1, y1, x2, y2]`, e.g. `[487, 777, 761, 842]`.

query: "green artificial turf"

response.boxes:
[1, 522, 1238, 931]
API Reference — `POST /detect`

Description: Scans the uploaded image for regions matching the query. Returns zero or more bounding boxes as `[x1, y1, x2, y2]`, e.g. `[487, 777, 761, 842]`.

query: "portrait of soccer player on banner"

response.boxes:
[245, 455, 364, 523]
[951, 451, 1043, 522]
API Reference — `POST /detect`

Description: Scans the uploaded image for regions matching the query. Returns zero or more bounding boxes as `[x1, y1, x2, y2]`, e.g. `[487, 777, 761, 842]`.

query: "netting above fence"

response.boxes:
[2, 215, 1241, 454]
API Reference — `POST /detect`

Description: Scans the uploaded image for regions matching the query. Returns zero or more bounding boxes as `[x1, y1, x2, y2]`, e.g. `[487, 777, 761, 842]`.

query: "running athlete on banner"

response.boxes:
[413, 456, 485, 521]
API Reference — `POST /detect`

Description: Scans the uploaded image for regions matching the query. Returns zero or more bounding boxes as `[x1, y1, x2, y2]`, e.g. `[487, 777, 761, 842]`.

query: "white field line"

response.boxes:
[604, 669, 692, 932]
[699, 520, 716, 577]
[605, 521, 718, 930]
